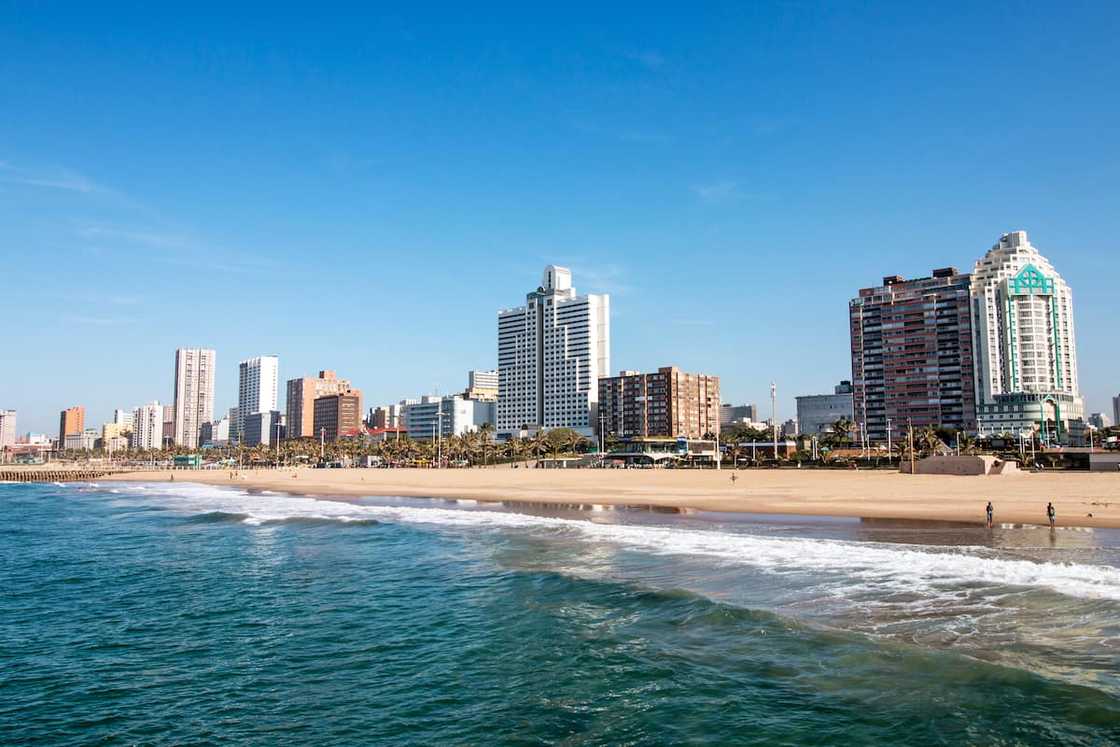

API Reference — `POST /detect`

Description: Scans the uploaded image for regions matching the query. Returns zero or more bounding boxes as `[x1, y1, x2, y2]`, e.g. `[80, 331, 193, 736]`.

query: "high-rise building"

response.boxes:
[1114, 396, 1120, 430]
[161, 404, 175, 448]
[796, 381, 856, 435]
[237, 355, 279, 442]
[286, 370, 352, 439]
[850, 267, 977, 443]
[0, 409, 16, 448]
[313, 389, 363, 442]
[497, 265, 610, 437]
[58, 406, 85, 449]
[401, 395, 497, 440]
[598, 367, 720, 439]
[130, 402, 163, 451]
[464, 370, 499, 401]
[971, 231, 1083, 442]
[173, 347, 216, 448]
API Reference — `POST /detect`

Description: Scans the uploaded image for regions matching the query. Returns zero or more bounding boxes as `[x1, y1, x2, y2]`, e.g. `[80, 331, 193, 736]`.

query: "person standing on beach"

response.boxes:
[1047, 501, 1056, 529]
[985, 501, 993, 529]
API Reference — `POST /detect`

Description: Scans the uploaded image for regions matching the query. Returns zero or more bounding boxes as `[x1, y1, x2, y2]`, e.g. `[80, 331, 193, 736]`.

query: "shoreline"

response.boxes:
[109, 467, 1120, 529]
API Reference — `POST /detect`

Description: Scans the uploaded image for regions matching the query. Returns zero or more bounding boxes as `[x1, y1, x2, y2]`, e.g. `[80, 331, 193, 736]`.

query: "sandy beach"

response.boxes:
[113, 466, 1120, 528]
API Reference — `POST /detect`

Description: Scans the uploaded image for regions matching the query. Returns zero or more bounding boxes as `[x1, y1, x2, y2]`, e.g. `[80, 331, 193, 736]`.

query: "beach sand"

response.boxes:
[114, 466, 1120, 528]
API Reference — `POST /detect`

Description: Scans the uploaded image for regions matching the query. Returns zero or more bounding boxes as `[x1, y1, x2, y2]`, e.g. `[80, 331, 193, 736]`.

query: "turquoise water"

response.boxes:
[2, 482, 1120, 745]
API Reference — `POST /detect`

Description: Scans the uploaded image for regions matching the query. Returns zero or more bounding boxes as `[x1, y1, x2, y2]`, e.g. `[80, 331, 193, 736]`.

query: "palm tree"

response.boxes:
[830, 418, 855, 445]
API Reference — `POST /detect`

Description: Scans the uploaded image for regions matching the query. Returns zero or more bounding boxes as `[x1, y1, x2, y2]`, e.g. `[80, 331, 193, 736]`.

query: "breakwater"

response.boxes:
[0, 469, 127, 483]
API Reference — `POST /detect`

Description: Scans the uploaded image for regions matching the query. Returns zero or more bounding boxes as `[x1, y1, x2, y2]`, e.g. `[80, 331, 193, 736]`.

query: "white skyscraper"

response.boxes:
[237, 355, 279, 441]
[971, 231, 1084, 442]
[173, 347, 216, 448]
[130, 402, 163, 451]
[0, 409, 16, 448]
[496, 265, 610, 437]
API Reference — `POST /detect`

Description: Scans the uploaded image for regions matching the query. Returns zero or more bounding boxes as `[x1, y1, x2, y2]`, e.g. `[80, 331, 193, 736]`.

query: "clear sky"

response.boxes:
[2, 3, 1118, 434]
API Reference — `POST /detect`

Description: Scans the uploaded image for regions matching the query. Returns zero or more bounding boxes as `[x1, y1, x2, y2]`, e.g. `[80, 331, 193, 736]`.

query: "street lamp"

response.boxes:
[770, 382, 777, 461]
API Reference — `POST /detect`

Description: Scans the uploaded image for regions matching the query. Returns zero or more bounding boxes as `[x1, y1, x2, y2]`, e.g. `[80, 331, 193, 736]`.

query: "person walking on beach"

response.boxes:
[985, 501, 993, 529]
[730, 473, 738, 485]
[1047, 501, 1056, 529]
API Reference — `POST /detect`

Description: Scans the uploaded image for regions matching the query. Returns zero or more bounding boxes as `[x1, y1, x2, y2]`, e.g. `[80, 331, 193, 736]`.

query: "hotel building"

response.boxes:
[497, 265, 610, 438]
[286, 370, 352, 439]
[237, 355, 279, 443]
[970, 231, 1083, 442]
[850, 267, 977, 443]
[172, 347, 216, 448]
[597, 367, 720, 440]
[58, 406, 85, 449]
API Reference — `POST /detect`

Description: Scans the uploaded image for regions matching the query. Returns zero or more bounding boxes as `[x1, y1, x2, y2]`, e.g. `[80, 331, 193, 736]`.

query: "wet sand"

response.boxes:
[113, 466, 1120, 528]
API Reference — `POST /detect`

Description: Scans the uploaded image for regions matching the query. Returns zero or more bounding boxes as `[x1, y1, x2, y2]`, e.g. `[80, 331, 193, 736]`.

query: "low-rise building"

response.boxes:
[464, 370, 499, 401]
[402, 395, 496, 440]
[796, 381, 855, 435]
[243, 410, 285, 447]
[719, 404, 758, 427]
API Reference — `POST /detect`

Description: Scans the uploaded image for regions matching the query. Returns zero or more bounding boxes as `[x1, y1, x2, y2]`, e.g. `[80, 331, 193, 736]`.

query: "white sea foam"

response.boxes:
[107, 482, 1120, 602]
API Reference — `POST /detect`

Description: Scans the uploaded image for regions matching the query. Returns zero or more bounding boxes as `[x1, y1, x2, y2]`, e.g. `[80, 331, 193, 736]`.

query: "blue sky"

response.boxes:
[2, 3, 1118, 433]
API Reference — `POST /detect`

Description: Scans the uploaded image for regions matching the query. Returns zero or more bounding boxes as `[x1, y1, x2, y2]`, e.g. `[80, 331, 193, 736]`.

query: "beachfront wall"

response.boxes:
[900, 455, 1020, 475]
[1089, 454, 1120, 472]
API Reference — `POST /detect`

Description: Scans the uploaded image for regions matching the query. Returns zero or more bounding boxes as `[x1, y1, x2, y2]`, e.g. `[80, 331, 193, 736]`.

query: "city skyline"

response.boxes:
[3, 6, 1120, 432]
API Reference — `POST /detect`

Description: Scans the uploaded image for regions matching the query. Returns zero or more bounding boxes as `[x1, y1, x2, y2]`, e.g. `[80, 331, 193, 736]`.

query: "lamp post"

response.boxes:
[907, 417, 914, 475]
[770, 382, 777, 461]
[886, 417, 893, 460]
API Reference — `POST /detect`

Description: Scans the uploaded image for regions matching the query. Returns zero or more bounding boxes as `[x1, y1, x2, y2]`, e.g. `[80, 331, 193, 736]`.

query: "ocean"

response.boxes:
[2, 481, 1119, 745]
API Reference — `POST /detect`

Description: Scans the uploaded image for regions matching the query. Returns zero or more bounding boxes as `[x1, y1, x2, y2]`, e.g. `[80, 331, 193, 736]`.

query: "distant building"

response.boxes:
[112, 408, 134, 431]
[243, 410, 285, 447]
[971, 232, 1083, 443]
[313, 389, 364, 442]
[131, 403, 163, 451]
[227, 407, 240, 445]
[237, 356, 279, 442]
[161, 404, 175, 448]
[101, 422, 129, 453]
[0, 409, 15, 448]
[402, 395, 496, 440]
[719, 404, 758, 427]
[173, 347, 216, 448]
[58, 406, 85, 449]
[286, 370, 352, 439]
[464, 370, 499, 401]
[851, 267, 976, 444]
[598, 367, 721, 440]
[369, 403, 403, 429]
[781, 419, 799, 438]
[1114, 396, 1120, 430]
[200, 416, 230, 447]
[796, 381, 855, 435]
[497, 265, 610, 438]
[1088, 412, 1112, 430]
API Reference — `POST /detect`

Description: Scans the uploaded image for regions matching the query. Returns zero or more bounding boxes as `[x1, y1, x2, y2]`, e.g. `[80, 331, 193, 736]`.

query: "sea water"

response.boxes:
[2, 481, 1119, 744]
